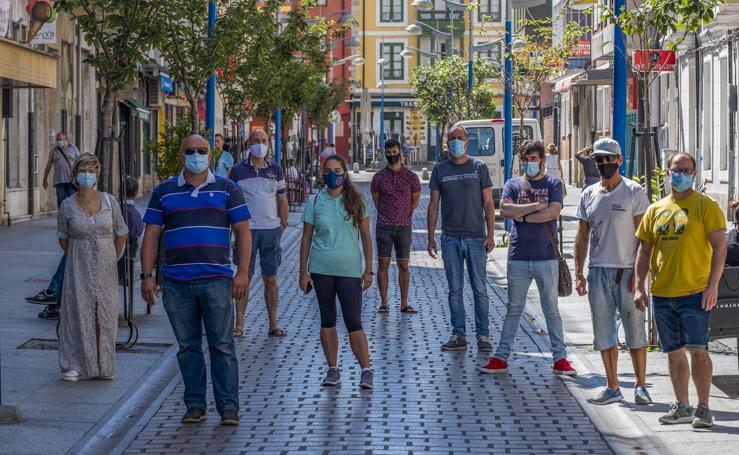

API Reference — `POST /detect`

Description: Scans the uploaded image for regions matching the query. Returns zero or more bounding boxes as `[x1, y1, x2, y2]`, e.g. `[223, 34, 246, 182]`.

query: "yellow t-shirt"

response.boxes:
[636, 192, 725, 297]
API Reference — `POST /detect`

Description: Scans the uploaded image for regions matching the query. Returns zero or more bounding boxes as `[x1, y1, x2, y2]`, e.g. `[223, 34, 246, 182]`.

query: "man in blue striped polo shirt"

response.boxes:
[140, 134, 252, 426]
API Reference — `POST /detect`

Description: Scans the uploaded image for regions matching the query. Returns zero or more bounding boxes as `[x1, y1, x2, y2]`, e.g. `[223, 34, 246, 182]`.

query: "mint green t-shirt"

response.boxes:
[303, 190, 369, 278]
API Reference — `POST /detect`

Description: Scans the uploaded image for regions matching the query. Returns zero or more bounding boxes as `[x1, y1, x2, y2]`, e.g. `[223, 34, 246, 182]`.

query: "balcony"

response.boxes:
[591, 24, 614, 62]
[709, 0, 739, 31]
[417, 10, 465, 36]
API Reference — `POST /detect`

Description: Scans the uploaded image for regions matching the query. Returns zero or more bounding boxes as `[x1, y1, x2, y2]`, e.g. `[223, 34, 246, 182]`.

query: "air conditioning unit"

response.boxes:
[146, 77, 163, 108]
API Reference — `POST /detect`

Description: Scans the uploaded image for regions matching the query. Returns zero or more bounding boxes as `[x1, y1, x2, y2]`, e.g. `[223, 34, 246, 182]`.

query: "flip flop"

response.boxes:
[233, 326, 244, 338]
[400, 306, 418, 314]
[378, 306, 390, 314]
[269, 328, 287, 337]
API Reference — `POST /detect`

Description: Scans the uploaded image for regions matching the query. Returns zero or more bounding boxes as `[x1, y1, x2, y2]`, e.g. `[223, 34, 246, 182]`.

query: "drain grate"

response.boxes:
[17, 338, 172, 354]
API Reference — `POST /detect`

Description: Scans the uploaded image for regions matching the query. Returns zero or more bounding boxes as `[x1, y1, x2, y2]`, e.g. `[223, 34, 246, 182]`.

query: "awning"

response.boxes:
[572, 69, 613, 86]
[121, 99, 150, 121]
[0, 37, 57, 89]
[552, 71, 585, 93]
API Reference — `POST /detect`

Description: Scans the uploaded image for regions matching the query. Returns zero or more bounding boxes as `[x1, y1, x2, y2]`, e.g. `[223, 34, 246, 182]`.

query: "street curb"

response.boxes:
[486, 259, 673, 455]
[70, 344, 180, 455]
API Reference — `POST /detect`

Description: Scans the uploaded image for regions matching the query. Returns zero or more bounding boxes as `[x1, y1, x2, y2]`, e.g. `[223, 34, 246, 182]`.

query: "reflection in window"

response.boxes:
[466, 127, 495, 156]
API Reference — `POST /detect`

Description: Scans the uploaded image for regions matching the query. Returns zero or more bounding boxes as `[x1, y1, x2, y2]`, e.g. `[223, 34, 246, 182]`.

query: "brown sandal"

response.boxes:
[378, 306, 390, 314]
[269, 328, 287, 337]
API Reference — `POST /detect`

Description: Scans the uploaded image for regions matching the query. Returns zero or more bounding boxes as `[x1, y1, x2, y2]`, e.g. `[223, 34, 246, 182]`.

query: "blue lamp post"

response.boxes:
[613, 0, 627, 175]
[206, 0, 216, 146]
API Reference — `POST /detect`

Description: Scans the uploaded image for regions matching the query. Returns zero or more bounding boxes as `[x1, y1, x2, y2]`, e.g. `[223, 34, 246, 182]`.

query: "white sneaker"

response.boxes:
[62, 370, 81, 382]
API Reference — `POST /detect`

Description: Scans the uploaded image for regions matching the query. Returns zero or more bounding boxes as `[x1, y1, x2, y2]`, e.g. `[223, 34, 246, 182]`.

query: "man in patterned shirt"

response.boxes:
[371, 139, 421, 314]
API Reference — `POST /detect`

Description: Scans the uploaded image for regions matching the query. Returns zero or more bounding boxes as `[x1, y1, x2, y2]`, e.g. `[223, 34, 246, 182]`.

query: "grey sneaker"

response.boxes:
[587, 387, 624, 405]
[659, 402, 694, 424]
[359, 368, 374, 389]
[441, 335, 468, 351]
[692, 403, 713, 429]
[181, 408, 207, 423]
[634, 386, 653, 405]
[321, 367, 341, 386]
[477, 335, 493, 352]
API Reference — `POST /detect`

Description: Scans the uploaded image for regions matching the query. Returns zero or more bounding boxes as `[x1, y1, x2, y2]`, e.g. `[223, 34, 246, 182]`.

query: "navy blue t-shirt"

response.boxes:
[501, 175, 563, 261]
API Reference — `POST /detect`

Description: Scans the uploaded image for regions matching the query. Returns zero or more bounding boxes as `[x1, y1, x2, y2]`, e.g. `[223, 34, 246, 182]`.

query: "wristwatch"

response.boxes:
[140, 272, 153, 281]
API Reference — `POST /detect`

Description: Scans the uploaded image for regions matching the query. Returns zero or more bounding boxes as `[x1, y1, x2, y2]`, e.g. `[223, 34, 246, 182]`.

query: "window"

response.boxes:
[466, 127, 495, 156]
[478, 0, 501, 22]
[381, 43, 404, 80]
[380, 0, 403, 23]
[479, 42, 502, 67]
[317, 0, 327, 5]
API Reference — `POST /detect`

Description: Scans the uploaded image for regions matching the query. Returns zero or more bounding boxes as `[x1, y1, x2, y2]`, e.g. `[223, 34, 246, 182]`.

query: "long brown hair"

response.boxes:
[324, 155, 365, 228]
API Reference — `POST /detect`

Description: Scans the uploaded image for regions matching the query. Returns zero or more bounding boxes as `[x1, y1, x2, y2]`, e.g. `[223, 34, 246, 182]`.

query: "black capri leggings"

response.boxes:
[311, 273, 363, 332]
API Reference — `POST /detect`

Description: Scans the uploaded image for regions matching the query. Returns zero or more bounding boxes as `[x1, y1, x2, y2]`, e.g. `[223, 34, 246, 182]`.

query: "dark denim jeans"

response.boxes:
[54, 182, 76, 208]
[162, 277, 239, 414]
[46, 183, 76, 309]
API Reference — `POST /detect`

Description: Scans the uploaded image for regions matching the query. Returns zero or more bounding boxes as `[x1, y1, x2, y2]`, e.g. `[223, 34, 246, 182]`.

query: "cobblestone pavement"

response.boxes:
[123, 174, 613, 454]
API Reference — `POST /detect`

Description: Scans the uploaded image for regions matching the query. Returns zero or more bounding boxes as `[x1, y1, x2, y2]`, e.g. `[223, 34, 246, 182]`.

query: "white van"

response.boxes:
[453, 118, 542, 202]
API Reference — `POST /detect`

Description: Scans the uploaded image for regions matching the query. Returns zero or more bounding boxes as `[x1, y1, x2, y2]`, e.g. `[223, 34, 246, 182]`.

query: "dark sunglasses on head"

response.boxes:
[184, 147, 208, 155]
[594, 155, 617, 164]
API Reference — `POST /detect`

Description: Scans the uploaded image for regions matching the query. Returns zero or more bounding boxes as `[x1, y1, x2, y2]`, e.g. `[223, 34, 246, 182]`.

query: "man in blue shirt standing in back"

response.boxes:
[140, 134, 252, 426]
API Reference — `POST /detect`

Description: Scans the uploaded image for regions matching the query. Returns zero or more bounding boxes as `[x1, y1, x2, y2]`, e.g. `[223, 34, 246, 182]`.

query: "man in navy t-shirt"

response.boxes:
[479, 140, 576, 376]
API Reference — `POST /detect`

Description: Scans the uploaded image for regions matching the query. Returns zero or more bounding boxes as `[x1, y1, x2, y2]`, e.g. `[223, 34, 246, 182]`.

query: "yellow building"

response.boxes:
[352, 0, 505, 161]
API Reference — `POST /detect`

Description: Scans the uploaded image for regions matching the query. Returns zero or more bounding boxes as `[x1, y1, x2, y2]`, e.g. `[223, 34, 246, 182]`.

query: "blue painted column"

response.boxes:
[380, 84, 385, 153]
[275, 108, 282, 165]
[435, 126, 441, 162]
[503, 6, 512, 183]
[329, 123, 334, 144]
[206, 1, 216, 146]
[613, 0, 627, 175]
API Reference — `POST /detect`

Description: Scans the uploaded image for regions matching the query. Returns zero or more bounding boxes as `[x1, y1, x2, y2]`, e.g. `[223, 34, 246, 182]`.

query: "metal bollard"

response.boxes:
[353, 162, 359, 173]
[421, 167, 429, 180]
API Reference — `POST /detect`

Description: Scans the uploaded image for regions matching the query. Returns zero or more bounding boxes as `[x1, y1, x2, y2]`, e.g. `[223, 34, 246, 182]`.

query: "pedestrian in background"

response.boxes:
[371, 138, 421, 315]
[213, 133, 234, 178]
[26, 132, 82, 320]
[573, 138, 652, 405]
[57, 153, 128, 382]
[480, 140, 576, 376]
[634, 152, 726, 429]
[725, 206, 739, 266]
[140, 134, 252, 426]
[299, 155, 374, 389]
[575, 146, 601, 188]
[230, 129, 289, 338]
[545, 143, 566, 196]
[427, 126, 495, 353]
[117, 177, 144, 284]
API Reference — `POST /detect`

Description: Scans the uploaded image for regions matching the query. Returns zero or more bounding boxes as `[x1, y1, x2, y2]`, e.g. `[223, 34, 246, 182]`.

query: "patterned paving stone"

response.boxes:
[123, 180, 613, 455]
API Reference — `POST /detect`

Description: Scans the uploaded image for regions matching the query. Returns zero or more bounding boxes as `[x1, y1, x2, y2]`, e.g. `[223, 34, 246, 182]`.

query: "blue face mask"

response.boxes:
[670, 171, 694, 192]
[448, 139, 466, 158]
[323, 170, 345, 189]
[76, 172, 97, 189]
[521, 162, 540, 178]
[185, 154, 210, 174]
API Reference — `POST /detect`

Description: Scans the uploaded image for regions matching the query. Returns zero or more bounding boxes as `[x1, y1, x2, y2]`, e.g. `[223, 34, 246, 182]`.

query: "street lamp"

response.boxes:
[402, 46, 442, 58]
[411, 0, 435, 12]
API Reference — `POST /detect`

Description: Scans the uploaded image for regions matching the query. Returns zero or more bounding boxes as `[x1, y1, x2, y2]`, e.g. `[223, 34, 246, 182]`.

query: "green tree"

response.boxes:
[410, 56, 498, 137]
[144, 119, 193, 181]
[57, 0, 163, 191]
[602, 0, 721, 198]
[152, 0, 245, 132]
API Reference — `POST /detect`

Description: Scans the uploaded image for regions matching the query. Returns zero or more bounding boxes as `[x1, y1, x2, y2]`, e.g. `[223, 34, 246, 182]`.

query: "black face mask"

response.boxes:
[597, 162, 619, 179]
[385, 154, 401, 165]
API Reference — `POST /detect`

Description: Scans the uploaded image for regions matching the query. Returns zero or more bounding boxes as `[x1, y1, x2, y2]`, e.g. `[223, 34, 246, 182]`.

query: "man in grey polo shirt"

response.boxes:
[229, 130, 289, 338]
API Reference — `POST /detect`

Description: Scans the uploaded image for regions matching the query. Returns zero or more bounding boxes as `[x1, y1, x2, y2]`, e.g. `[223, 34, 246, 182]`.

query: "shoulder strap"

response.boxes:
[58, 147, 73, 169]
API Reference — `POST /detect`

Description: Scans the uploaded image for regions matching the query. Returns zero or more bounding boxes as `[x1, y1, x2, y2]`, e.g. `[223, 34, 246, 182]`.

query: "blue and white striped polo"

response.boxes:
[144, 170, 251, 282]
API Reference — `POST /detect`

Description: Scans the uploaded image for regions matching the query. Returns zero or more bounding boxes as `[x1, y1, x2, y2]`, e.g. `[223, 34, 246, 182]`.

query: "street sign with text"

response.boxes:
[632, 50, 676, 73]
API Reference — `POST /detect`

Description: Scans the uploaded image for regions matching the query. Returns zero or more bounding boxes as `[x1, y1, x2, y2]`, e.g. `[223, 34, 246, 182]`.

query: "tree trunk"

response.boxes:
[191, 101, 200, 134]
[99, 89, 117, 195]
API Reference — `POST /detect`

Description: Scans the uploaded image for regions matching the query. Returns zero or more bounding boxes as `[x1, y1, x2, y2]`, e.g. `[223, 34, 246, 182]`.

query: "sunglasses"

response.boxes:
[184, 147, 208, 155]
[594, 155, 617, 164]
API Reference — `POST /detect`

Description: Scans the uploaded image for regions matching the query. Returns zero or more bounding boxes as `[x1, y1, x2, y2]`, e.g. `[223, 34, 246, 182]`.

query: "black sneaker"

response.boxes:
[181, 408, 207, 423]
[26, 290, 57, 305]
[220, 409, 239, 426]
[38, 307, 60, 320]
[441, 335, 468, 351]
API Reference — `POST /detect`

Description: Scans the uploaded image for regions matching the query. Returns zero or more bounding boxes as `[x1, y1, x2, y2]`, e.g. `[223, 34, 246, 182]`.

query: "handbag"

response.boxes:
[521, 176, 572, 297]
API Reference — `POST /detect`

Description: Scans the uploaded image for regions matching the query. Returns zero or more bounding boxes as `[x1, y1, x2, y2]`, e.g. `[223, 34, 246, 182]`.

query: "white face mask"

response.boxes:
[250, 143, 268, 158]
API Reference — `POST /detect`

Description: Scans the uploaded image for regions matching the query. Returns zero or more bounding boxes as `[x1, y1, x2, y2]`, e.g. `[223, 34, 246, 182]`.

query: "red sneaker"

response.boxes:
[478, 357, 508, 374]
[552, 358, 577, 376]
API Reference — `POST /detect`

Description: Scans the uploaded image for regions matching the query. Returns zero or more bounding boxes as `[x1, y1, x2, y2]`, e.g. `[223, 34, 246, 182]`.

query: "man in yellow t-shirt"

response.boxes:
[634, 153, 726, 429]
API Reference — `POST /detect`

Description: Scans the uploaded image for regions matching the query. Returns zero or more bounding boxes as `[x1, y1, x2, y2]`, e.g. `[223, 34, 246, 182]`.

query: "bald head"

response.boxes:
[249, 130, 268, 145]
[180, 134, 210, 154]
[447, 126, 468, 142]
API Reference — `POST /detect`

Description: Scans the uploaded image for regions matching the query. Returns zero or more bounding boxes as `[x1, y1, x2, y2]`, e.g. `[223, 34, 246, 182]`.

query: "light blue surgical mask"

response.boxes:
[521, 162, 540, 178]
[185, 154, 210, 174]
[56, 140, 65, 148]
[76, 172, 97, 189]
[448, 139, 466, 158]
[670, 171, 694, 192]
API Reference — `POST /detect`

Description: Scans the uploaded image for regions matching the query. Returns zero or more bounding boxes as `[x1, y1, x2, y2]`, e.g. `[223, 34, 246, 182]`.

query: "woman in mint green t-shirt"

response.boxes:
[299, 155, 375, 389]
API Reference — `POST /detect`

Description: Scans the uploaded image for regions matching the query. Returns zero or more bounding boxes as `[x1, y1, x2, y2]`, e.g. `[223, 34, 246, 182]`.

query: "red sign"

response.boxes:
[633, 50, 676, 73]
[572, 40, 591, 58]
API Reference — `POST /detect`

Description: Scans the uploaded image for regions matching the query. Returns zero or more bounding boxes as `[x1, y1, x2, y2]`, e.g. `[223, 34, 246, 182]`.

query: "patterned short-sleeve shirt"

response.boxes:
[370, 166, 421, 227]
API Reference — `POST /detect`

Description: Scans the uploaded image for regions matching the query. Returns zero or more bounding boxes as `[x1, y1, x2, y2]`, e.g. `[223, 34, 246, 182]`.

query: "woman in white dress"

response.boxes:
[545, 143, 566, 195]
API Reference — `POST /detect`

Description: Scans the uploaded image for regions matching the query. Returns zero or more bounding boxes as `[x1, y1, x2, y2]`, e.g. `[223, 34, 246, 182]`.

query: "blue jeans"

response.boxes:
[162, 277, 239, 414]
[46, 254, 67, 309]
[496, 260, 567, 362]
[440, 234, 489, 338]
[54, 182, 76, 208]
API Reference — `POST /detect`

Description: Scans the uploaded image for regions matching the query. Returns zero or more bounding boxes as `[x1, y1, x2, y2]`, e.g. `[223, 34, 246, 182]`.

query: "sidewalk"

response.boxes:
[121, 172, 613, 454]
[489, 183, 739, 455]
